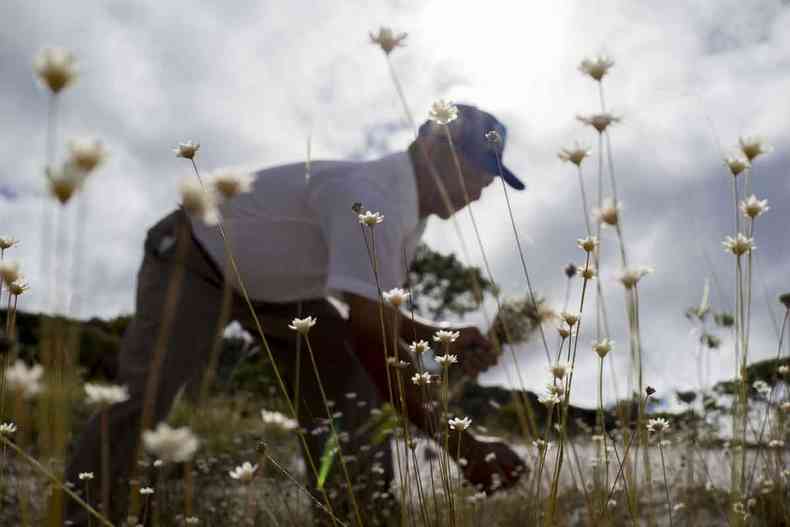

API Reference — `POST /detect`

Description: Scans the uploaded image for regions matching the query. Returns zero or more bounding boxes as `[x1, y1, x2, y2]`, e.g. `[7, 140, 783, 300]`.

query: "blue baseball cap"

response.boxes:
[418, 103, 525, 191]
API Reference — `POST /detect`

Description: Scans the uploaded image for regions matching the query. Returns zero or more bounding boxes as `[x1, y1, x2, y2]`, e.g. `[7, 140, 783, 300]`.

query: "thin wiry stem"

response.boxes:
[658, 438, 674, 527]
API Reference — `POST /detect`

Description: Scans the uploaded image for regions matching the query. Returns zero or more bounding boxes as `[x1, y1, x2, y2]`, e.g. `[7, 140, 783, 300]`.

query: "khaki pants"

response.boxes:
[65, 209, 395, 525]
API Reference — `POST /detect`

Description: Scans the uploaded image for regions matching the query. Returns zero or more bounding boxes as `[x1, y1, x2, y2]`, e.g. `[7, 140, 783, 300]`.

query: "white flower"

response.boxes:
[539, 391, 562, 407]
[408, 340, 431, 354]
[209, 169, 256, 200]
[411, 372, 432, 385]
[8, 280, 29, 297]
[577, 112, 621, 133]
[0, 422, 17, 435]
[260, 409, 298, 431]
[153, 459, 163, 467]
[739, 195, 769, 219]
[179, 178, 219, 226]
[142, 422, 199, 463]
[140, 487, 155, 495]
[186, 517, 200, 525]
[47, 161, 88, 204]
[358, 210, 384, 226]
[78, 472, 94, 481]
[229, 461, 259, 482]
[448, 417, 472, 431]
[617, 265, 654, 289]
[84, 383, 129, 407]
[558, 142, 592, 166]
[288, 316, 316, 335]
[428, 100, 459, 125]
[550, 361, 572, 380]
[5, 360, 44, 399]
[607, 499, 617, 509]
[722, 234, 755, 256]
[0, 261, 20, 286]
[593, 198, 621, 226]
[383, 288, 410, 307]
[0, 236, 18, 251]
[369, 27, 408, 55]
[576, 236, 599, 253]
[435, 353, 458, 367]
[672, 502, 686, 513]
[593, 338, 614, 359]
[725, 156, 750, 177]
[778, 365, 789, 376]
[484, 452, 497, 463]
[768, 439, 784, 449]
[578, 55, 614, 82]
[752, 380, 771, 397]
[34, 47, 77, 94]
[738, 136, 773, 162]
[560, 311, 581, 327]
[466, 491, 487, 504]
[67, 138, 107, 172]
[433, 330, 460, 344]
[174, 141, 200, 160]
[576, 264, 596, 281]
[646, 417, 670, 433]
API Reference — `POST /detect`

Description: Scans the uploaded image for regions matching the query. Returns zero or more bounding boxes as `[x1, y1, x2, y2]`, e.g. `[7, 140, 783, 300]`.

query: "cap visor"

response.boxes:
[499, 164, 525, 190]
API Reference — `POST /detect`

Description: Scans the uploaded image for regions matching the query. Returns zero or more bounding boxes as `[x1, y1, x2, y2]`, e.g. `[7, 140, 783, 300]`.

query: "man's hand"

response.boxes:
[461, 439, 527, 494]
[454, 325, 497, 376]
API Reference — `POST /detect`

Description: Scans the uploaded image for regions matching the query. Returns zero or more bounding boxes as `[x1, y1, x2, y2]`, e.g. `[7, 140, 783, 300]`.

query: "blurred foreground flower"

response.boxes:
[738, 136, 773, 162]
[68, 138, 107, 172]
[617, 265, 654, 289]
[209, 169, 255, 200]
[34, 47, 77, 94]
[577, 112, 620, 133]
[174, 141, 200, 160]
[261, 409, 298, 431]
[369, 27, 408, 55]
[84, 383, 129, 407]
[47, 161, 88, 204]
[0, 422, 17, 435]
[428, 100, 458, 125]
[593, 198, 620, 226]
[448, 416, 471, 430]
[179, 178, 219, 225]
[0, 261, 20, 286]
[0, 237, 19, 251]
[4, 360, 43, 399]
[579, 55, 614, 82]
[143, 423, 199, 463]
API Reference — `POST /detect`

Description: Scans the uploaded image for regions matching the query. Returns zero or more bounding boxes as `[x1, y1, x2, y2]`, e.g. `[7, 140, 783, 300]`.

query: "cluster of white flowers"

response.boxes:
[229, 461, 259, 482]
[261, 409, 298, 431]
[142, 422, 199, 463]
[5, 360, 44, 399]
[140, 487, 155, 495]
[78, 472, 94, 481]
[288, 316, 317, 335]
[84, 383, 129, 407]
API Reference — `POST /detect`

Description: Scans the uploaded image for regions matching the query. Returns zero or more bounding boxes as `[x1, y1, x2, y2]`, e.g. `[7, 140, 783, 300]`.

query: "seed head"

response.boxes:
[739, 195, 769, 219]
[34, 47, 77, 94]
[578, 55, 615, 82]
[288, 316, 317, 335]
[174, 141, 200, 160]
[738, 136, 773, 162]
[369, 27, 408, 55]
[645, 386, 656, 397]
[383, 287, 410, 307]
[428, 100, 459, 125]
[47, 162, 88, 204]
[67, 138, 107, 172]
[558, 142, 592, 166]
[0, 261, 20, 287]
[722, 234, 755, 256]
[577, 113, 621, 133]
[560, 311, 581, 327]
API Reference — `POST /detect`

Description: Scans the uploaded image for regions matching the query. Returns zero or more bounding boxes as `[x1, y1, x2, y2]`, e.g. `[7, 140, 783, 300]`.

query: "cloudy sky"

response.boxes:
[2, 0, 788, 407]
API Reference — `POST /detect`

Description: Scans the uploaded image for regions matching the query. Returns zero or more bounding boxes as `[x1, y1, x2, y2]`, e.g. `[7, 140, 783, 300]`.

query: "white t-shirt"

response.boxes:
[191, 151, 427, 303]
